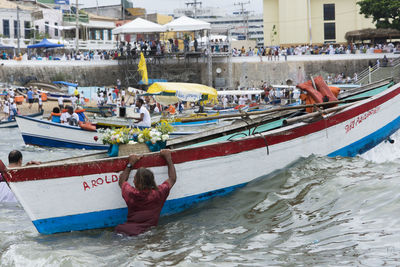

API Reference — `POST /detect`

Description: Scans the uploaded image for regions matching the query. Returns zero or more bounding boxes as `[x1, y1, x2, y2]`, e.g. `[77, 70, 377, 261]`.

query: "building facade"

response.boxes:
[263, 0, 375, 46]
[0, 9, 32, 40]
[207, 15, 264, 46]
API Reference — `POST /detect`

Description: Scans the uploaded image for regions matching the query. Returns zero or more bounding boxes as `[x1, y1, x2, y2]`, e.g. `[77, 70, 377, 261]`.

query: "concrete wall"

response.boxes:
[213, 58, 373, 88]
[0, 62, 206, 87]
[0, 63, 123, 86]
[0, 58, 375, 88]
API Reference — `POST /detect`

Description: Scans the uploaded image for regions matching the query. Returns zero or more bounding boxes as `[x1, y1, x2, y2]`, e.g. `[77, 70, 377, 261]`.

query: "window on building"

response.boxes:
[3, 20, 10, 37]
[324, 4, 335, 21]
[14, 20, 18, 38]
[324, 22, 336, 40]
[108, 29, 112, 40]
[54, 22, 58, 37]
[24, 21, 30, 38]
[45, 21, 49, 35]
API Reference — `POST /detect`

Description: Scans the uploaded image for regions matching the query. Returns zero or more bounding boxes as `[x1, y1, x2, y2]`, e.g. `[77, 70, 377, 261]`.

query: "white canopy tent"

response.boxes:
[164, 16, 211, 32]
[112, 18, 166, 35]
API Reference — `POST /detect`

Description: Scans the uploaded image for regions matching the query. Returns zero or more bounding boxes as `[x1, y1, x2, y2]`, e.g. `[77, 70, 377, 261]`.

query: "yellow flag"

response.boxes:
[138, 52, 148, 85]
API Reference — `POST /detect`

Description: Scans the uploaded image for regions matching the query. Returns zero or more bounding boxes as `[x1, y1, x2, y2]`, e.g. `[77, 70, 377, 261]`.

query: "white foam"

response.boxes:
[361, 131, 400, 163]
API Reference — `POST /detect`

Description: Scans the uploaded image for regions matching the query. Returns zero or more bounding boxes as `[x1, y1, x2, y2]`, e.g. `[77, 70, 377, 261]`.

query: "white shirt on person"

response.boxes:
[0, 182, 17, 202]
[136, 105, 151, 127]
[58, 97, 64, 105]
[3, 103, 9, 114]
[9, 103, 17, 116]
[238, 96, 246, 106]
[0, 173, 17, 202]
[60, 112, 80, 126]
[71, 95, 77, 106]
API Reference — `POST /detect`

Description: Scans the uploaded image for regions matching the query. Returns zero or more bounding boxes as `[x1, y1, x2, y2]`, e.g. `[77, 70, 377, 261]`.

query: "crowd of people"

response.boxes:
[232, 42, 400, 60]
[0, 87, 43, 121]
[2, 41, 399, 62]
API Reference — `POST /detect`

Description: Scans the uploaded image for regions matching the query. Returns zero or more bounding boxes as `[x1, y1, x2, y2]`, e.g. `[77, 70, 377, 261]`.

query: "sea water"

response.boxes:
[0, 128, 400, 266]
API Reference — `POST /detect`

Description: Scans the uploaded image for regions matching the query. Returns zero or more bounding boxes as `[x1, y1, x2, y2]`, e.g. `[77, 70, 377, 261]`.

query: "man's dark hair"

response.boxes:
[137, 99, 144, 105]
[66, 106, 73, 112]
[8, 150, 22, 164]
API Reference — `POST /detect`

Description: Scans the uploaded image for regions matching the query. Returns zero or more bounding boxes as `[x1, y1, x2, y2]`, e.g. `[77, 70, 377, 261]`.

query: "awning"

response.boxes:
[147, 82, 218, 104]
[27, 39, 64, 49]
[0, 43, 14, 49]
[165, 16, 211, 31]
[112, 18, 166, 35]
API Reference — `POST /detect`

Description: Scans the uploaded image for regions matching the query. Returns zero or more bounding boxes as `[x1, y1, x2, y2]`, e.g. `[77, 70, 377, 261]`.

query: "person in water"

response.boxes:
[115, 149, 176, 236]
[0, 150, 41, 202]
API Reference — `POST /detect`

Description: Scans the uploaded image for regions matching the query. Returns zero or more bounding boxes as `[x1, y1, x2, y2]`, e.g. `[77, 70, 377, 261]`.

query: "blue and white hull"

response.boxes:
[15, 116, 108, 150]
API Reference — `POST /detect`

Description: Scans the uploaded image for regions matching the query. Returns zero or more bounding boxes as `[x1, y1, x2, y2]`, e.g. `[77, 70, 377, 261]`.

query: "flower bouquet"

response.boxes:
[99, 128, 139, 157]
[99, 122, 174, 157]
[132, 121, 174, 152]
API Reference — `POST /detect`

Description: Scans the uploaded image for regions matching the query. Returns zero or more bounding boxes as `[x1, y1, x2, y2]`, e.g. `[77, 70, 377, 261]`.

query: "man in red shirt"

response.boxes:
[115, 149, 176, 236]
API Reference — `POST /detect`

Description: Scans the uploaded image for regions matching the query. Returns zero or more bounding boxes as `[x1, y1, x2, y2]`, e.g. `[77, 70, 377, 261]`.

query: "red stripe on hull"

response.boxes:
[6, 85, 400, 183]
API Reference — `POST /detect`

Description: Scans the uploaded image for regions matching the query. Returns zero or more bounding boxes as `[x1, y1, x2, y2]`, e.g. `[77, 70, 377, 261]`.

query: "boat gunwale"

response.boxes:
[3, 82, 400, 182]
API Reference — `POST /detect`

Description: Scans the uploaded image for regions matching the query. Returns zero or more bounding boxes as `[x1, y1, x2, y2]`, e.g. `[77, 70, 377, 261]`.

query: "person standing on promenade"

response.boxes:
[115, 149, 177, 236]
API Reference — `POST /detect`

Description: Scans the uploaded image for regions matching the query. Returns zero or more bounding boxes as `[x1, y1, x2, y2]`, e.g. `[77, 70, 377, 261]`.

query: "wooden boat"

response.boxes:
[17, 88, 72, 102]
[0, 111, 43, 128]
[1, 81, 400, 234]
[82, 105, 115, 116]
[15, 116, 108, 150]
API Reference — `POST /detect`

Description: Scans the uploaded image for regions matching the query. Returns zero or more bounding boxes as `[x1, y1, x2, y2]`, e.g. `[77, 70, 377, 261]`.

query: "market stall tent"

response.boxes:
[27, 39, 64, 49]
[112, 18, 166, 35]
[146, 82, 218, 105]
[164, 16, 211, 32]
[0, 43, 14, 49]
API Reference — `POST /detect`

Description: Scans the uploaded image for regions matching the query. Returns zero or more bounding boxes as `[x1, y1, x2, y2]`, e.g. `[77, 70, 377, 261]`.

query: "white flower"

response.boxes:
[161, 134, 169, 141]
[138, 137, 144, 143]
[151, 138, 157, 144]
[128, 140, 137, 145]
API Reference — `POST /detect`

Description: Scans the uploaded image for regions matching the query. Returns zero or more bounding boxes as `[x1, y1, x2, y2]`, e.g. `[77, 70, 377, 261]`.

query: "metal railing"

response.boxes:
[357, 57, 400, 84]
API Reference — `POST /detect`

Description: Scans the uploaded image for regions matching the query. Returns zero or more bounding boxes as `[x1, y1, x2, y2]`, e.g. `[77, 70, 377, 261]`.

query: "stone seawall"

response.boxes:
[0, 54, 394, 87]
[0, 62, 123, 86]
[213, 58, 376, 88]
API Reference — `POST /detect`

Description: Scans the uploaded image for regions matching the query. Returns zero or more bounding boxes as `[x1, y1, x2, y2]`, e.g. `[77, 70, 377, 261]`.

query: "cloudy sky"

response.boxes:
[81, 0, 262, 15]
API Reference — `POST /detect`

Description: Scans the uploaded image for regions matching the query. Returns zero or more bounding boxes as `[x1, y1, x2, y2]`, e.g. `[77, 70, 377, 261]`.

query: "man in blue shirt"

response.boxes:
[27, 88, 34, 109]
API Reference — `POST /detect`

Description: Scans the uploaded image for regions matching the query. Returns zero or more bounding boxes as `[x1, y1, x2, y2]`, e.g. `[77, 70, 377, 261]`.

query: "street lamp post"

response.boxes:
[75, 0, 79, 52]
[17, 6, 21, 55]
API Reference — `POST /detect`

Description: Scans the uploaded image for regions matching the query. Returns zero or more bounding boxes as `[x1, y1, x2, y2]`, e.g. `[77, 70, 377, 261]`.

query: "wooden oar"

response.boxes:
[180, 96, 370, 123]
[282, 104, 352, 126]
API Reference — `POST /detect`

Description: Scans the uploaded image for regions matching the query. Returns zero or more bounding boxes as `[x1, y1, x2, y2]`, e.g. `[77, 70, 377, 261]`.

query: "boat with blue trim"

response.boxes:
[1, 80, 399, 235]
[15, 115, 109, 150]
[0, 111, 43, 129]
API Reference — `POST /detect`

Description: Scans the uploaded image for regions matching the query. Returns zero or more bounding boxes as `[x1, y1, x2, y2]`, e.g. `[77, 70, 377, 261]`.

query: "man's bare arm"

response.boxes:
[160, 149, 176, 188]
[119, 154, 141, 188]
